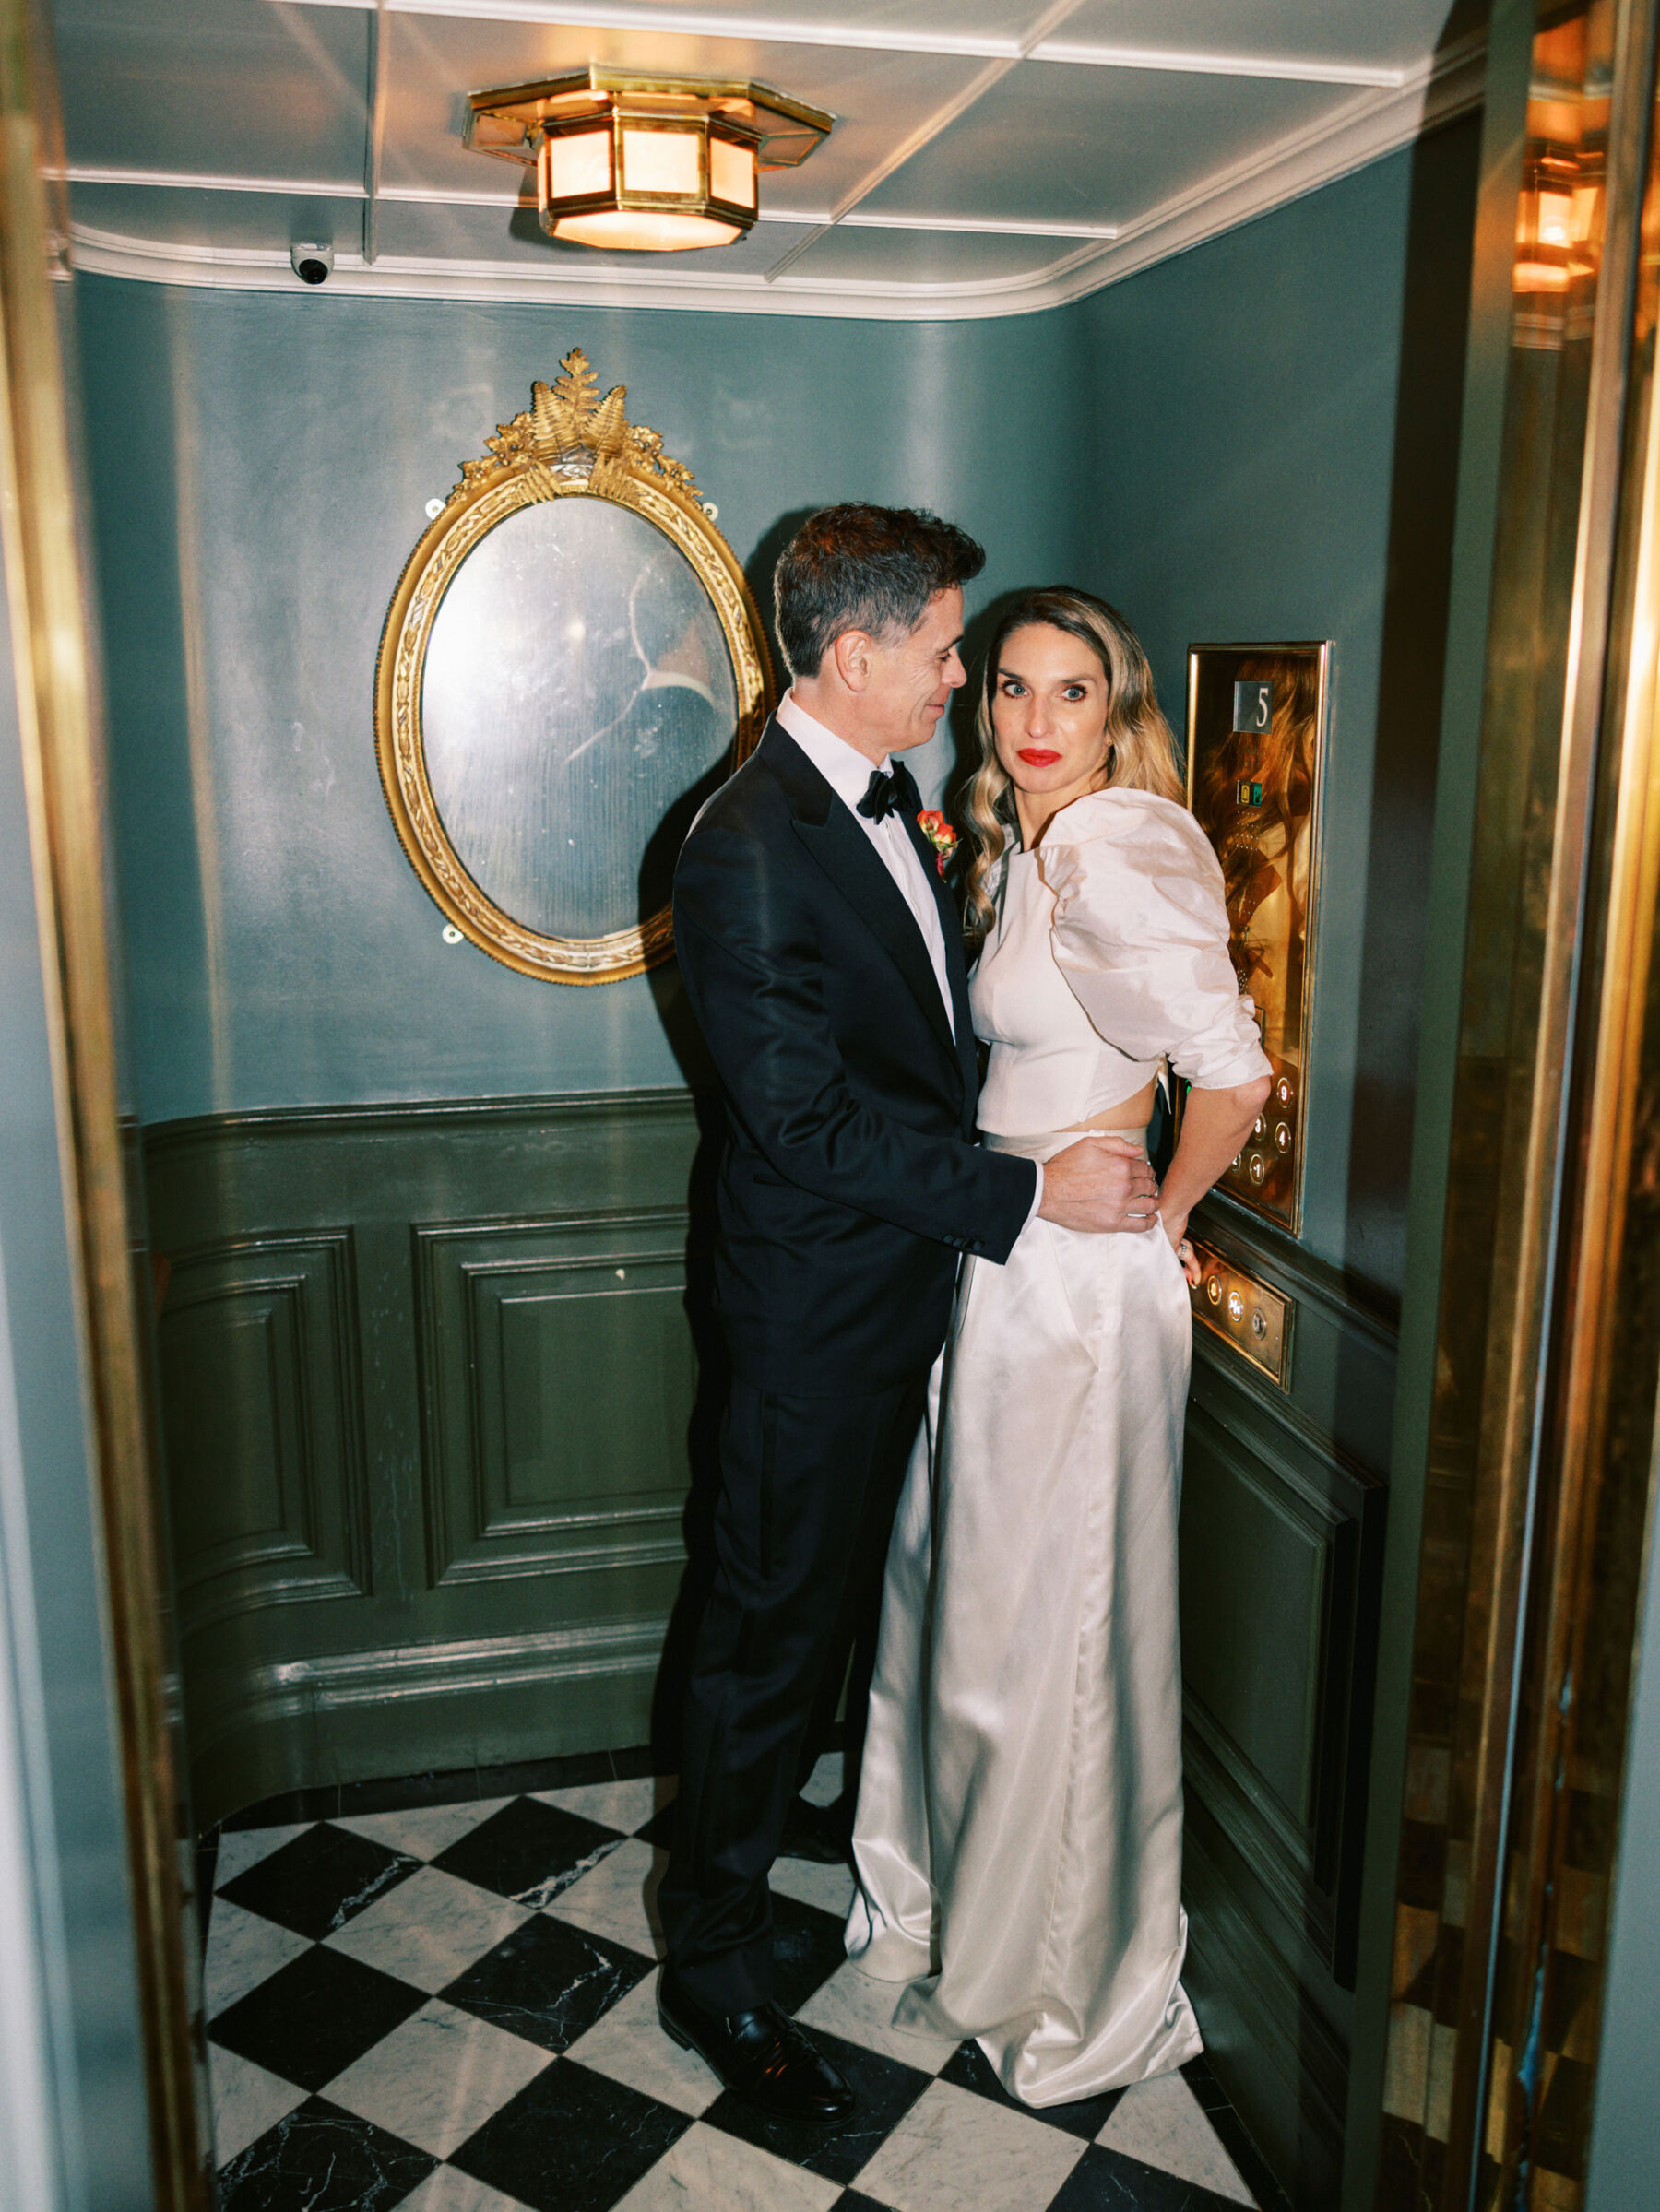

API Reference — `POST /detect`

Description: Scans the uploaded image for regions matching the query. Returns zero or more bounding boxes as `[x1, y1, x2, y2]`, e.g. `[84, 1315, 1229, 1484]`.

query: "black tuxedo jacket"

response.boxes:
[672, 717, 1036, 1394]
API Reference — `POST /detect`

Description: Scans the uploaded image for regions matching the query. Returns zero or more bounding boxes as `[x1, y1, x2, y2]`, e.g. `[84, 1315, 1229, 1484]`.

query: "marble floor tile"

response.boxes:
[209, 1943, 427, 2094]
[325, 1864, 531, 1993]
[323, 1998, 551, 2159]
[533, 1776, 669, 1836]
[562, 1970, 721, 2119]
[1179, 2060, 1286, 2212]
[770, 1891, 857, 2017]
[433, 1796, 625, 1910]
[216, 2096, 435, 2210]
[613, 2122, 843, 2211]
[705, 2027, 932, 2189]
[770, 1852, 857, 1920]
[203, 1898, 312, 2019]
[199, 1767, 1283, 2212]
[450, 2056, 690, 2212]
[441, 1911, 653, 2054]
[943, 2035, 1124, 2141]
[793, 1963, 959, 2076]
[1096, 2076, 1257, 2205]
[218, 1822, 421, 1941]
[208, 2043, 306, 2167]
[334, 1799, 511, 1863]
[801, 1754, 845, 1809]
[1046, 2143, 1256, 2211]
[855, 2079, 1085, 2212]
[395, 2168, 536, 2212]
[213, 1822, 313, 1889]
[547, 1837, 666, 1960]
[941, 2039, 1125, 2143]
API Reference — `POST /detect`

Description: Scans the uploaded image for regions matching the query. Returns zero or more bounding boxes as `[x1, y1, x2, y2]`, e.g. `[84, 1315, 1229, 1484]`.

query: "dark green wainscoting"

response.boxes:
[144, 1089, 716, 1829]
[1180, 1198, 1394, 2208]
[148, 1089, 1391, 2205]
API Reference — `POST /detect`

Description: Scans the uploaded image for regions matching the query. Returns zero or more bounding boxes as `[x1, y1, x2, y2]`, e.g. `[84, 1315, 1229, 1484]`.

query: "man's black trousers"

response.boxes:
[658, 1371, 927, 2013]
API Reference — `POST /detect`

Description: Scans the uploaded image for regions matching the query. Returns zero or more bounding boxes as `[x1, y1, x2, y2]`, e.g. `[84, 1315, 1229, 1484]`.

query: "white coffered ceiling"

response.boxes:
[53, 0, 1484, 318]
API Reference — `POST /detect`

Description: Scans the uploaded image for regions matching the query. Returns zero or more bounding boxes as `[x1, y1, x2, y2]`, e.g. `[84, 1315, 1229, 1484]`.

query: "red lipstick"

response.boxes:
[1017, 748, 1061, 766]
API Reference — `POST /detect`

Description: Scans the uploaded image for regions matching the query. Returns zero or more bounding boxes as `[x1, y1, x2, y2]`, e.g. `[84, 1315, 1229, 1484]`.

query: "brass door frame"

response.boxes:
[0, 1, 207, 2203]
[1352, 0, 1660, 2202]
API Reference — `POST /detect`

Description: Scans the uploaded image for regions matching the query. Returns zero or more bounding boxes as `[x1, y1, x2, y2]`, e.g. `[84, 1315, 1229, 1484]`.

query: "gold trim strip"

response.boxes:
[0, 0, 207, 2201]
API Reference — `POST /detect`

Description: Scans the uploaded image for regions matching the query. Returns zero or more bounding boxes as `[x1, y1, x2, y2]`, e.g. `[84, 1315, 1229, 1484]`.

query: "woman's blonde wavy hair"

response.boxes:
[962, 586, 1184, 945]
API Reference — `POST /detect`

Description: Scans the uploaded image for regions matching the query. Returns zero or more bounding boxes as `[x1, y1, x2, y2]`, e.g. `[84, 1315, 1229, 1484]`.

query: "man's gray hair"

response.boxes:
[774, 504, 985, 679]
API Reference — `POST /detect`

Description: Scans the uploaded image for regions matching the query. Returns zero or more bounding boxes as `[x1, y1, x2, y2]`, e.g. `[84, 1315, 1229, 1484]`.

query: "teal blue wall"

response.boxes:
[79, 121, 1476, 1302]
[1075, 119, 1478, 1294]
[77, 279, 1093, 1125]
[0, 486, 153, 2207]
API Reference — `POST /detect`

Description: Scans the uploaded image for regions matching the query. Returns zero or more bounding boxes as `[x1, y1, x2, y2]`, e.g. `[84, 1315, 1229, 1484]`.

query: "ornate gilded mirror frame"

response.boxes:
[374, 349, 773, 982]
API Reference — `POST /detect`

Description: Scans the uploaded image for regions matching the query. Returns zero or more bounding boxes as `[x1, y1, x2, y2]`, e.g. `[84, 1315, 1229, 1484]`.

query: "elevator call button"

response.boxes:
[1189, 1240, 1293, 1389]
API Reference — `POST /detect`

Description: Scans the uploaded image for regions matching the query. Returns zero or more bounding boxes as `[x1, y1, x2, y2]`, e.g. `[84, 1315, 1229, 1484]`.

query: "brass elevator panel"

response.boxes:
[1189, 1240, 1293, 1389]
[1185, 641, 1329, 1236]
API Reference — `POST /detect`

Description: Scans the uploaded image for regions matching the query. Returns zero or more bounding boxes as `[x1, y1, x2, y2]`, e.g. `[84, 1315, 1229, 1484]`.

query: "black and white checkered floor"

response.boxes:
[201, 1750, 1283, 2212]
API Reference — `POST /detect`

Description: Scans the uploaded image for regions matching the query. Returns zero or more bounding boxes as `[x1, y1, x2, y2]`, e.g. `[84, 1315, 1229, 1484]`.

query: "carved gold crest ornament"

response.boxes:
[374, 349, 773, 983]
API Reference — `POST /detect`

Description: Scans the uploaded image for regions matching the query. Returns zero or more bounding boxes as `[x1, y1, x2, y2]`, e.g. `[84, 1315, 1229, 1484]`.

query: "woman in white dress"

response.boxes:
[845, 587, 1272, 2108]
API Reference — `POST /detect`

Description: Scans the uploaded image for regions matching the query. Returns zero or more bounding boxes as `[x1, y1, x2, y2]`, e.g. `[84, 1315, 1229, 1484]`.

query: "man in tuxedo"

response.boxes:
[658, 506, 1160, 2121]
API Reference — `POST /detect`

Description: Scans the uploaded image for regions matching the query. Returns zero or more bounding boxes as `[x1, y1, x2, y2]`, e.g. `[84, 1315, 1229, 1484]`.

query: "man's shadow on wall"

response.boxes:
[638, 507, 816, 1774]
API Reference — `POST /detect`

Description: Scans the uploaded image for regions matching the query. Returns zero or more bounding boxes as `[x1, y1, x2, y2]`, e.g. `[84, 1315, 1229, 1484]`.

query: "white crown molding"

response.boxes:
[1029, 41, 1403, 88]
[290, 0, 1412, 83]
[1054, 27, 1486, 296]
[56, 165, 1120, 237]
[67, 30, 1485, 323]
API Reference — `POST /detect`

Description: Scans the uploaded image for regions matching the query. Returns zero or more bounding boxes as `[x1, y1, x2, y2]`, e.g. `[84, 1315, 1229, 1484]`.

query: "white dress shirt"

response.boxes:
[775, 690, 1045, 1234]
[776, 690, 954, 1036]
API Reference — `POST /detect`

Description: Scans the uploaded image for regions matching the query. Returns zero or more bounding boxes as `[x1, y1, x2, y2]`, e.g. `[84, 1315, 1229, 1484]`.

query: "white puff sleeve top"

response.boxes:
[971, 787, 1272, 1139]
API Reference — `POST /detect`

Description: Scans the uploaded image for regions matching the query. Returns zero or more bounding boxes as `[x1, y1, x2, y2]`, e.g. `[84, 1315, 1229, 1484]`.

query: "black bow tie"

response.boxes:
[858, 763, 913, 824]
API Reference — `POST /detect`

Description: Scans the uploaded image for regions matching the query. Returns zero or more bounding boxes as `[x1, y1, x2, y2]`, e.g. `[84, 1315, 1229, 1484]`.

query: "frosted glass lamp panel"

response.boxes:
[710, 134, 756, 209]
[621, 126, 700, 194]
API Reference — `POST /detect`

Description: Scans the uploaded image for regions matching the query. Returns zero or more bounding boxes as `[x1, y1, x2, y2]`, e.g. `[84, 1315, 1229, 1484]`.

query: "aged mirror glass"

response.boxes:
[376, 350, 772, 981]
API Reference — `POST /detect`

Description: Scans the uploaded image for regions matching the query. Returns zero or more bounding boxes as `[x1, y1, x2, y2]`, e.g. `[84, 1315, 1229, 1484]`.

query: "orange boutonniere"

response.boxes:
[918, 810, 958, 876]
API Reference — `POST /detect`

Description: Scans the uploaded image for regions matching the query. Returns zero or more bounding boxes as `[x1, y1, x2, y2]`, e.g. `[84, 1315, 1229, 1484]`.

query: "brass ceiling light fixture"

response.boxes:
[1513, 145, 1602, 293]
[465, 67, 835, 253]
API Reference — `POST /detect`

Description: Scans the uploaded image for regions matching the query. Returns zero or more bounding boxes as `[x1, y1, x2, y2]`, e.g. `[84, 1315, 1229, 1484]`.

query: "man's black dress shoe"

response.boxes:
[658, 1973, 855, 2124]
[780, 1794, 853, 1865]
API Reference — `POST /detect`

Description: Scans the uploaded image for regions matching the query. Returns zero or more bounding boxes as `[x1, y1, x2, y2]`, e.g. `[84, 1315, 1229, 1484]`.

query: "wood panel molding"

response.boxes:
[413, 1207, 696, 1589]
[159, 1229, 369, 1629]
[1183, 1274, 1390, 1998]
[1184, 1808, 1350, 2206]
[144, 1089, 709, 1821]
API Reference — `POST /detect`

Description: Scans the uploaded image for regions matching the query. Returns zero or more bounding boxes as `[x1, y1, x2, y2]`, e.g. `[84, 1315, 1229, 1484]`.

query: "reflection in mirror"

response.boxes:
[422, 500, 738, 943]
[377, 354, 772, 980]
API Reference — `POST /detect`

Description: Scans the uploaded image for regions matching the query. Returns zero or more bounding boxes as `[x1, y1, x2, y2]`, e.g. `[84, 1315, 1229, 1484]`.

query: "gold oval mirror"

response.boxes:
[374, 349, 773, 982]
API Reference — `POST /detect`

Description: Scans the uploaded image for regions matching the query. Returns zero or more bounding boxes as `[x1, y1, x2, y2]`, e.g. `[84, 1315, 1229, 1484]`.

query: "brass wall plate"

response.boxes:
[1185, 641, 1330, 1235]
[1190, 1240, 1294, 1388]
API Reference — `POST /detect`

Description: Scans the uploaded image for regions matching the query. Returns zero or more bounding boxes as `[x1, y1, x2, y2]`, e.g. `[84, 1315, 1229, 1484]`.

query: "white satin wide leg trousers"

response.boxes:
[846, 1135, 1203, 2107]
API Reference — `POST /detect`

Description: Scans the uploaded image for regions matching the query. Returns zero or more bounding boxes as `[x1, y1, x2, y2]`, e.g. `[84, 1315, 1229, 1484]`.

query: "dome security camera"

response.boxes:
[290, 241, 333, 285]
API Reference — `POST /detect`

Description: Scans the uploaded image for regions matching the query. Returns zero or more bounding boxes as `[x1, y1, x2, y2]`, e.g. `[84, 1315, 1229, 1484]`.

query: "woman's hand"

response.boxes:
[1157, 1075, 1273, 1278]
[1161, 1208, 1201, 1286]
